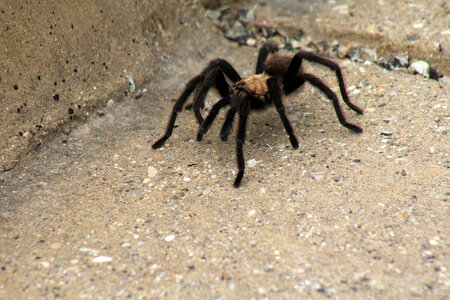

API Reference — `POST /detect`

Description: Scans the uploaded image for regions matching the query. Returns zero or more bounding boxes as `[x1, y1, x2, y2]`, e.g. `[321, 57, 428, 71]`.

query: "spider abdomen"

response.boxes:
[263, 52, 303, 77]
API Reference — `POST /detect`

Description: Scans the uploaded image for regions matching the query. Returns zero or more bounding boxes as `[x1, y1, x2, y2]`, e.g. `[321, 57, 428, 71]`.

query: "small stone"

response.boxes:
[409, 61, 429, 77]
[246, 38, 256, 47]
[147, 166, 158, 178]
[165, 234, 175, 242]
[429, 239, 438, 246]
[126, 75, 136, 93]
[92, 256, 112, 263]
[314, 175, 324, 181]
[247, 159, 261, 168]
[429, 146, 435, 154]
[106, 99, 115, 107]
[291, 39, 302, 49]
[49, 242, 61, 249]
[121, 242, 130, 248]
[388, 54, 409, 68]
[407, 34, 420, 41]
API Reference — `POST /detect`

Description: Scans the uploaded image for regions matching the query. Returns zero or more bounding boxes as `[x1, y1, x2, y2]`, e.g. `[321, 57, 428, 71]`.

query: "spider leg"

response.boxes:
[192, 59, 242, 124]
[152, 59, 241, 148]
[152, 75, 203, 149]
[290, 50, 363, 114]
[267, 78, 299, 149]
[233, 101, 250, 188]
[220, 107, 237, 141]
[256, 40, 279, 74]
[197, 96, 230, 141]
[302, 73, 363, 133]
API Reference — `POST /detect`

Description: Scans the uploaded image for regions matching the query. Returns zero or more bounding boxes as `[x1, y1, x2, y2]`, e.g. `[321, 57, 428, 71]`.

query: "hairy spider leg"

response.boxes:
[233, 100, 250, 188]
[151, 75, 203, 149]
[196, 96, 231, 141]
[302, 73, 363, 133]
[220, 107, 237, 141]
[191, 59, 242, 124]
[267, 78, 299, 149]
[288, 51, 363, 114]
[152, 59, 241, 149]
[184, 71, 229, 110]
[256, 41, 279, 74]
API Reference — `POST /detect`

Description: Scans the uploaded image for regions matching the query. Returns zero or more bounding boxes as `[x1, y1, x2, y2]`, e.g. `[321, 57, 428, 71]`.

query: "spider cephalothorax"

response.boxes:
[152, 40, 363, 187]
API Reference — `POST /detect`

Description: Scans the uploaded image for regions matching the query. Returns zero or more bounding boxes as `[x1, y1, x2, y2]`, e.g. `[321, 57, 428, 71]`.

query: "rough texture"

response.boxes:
[259, 0, 450, 75]
[0, 0, 201, 171]
[1, 0, 449, 299]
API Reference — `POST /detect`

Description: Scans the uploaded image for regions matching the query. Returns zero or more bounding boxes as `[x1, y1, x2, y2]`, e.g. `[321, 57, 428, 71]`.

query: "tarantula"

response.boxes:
[152, 40, 363, 187]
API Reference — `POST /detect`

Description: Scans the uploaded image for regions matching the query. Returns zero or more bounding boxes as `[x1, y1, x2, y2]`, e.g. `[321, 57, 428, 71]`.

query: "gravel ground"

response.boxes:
[1, 1, 449, 298]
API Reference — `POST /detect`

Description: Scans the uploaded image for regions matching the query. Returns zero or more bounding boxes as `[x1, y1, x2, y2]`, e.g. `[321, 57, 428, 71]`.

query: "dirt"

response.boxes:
[1, 0, 449, 298]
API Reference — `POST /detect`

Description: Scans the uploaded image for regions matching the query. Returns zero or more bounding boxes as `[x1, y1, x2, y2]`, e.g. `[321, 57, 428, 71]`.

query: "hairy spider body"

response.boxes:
[234, 75, 271, 102]
[152, 40, 363, 187]
[264, 52, 302, 77]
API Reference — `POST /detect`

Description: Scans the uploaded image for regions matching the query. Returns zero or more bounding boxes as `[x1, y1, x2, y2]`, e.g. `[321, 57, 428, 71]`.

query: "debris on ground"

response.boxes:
[205, 3, 443, 80]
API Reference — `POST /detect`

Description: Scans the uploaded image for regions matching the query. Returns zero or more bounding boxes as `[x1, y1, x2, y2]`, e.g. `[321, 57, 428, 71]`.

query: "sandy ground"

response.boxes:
[1, 0, 449, 298]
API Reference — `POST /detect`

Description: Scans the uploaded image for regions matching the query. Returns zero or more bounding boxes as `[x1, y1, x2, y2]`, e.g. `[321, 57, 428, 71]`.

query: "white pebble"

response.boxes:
[165, 234, 175, 242]
[92, 256, 112, 263]
[429, 239, 438, 246]
[183, 177, 191, 182]
[410, 61, 429, 77]
[148, 166, 158, 178]
[314, 175, 324, 181]
[121, 242, 130, 248]
[246, 38, 256, 46]
[126, 75, 136, 92]
[247, 159, 261, 168]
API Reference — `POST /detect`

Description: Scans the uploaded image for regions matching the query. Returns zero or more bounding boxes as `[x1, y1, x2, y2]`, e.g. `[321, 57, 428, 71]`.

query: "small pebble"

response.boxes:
[409, 61, 429, 77]
[121, 242, 130, 248]
[247, 159, 261, 168]
[106, 99, 115, 107]
[92, 256, 112, 263]
[246, 38, 256, 46]
[148, 166, 158, 178]
[429, 239, 439, 246]
[49, 243, 61, 249]
[165, 234, 175, 242]
[126, 75, 136, 93]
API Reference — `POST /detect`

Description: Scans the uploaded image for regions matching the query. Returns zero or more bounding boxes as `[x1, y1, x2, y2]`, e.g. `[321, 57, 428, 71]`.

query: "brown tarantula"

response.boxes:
[152, 40, 363, 187]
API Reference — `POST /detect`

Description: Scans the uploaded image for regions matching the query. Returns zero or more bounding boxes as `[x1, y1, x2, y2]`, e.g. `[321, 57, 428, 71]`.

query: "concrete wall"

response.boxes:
[0, 0, 203, 171]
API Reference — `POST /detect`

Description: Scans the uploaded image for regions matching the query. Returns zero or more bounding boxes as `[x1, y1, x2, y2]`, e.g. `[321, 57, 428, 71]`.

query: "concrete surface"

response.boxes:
[0, 0, 201, 172]
[1, 0, 449, 299]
